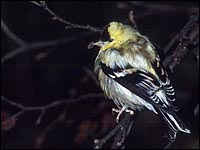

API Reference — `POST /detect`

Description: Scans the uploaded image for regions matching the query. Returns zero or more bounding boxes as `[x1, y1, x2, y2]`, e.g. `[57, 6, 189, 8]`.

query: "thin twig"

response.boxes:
[128, 11, 137, 30]
[2, 110, 25, 125]
[128, 1, 198, 13]
[1, 19, 26, 46]
[35, 84, 77, 148]
[30, 1, 102, 33]
[35, 106, 69, 149]
[2, 5, 95, 64]
[1, 93, 104, 124]
[94, 123, 123, 149]
[1, 32, 91, 64]
[35, 109, 46, 125]
[164, 140, 174, 149]
[94, 113, 133, 149]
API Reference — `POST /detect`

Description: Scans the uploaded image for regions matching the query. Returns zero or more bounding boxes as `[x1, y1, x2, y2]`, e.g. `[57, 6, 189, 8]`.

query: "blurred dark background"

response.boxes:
[1, 1, 199, 149]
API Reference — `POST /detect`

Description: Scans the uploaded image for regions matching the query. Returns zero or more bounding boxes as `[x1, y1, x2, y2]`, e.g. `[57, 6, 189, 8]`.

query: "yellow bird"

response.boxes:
[91, 22, 190, 141]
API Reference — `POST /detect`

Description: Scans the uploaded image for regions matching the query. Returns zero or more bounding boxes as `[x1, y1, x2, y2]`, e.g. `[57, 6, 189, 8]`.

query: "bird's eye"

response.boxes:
[101, 24, 111, 42]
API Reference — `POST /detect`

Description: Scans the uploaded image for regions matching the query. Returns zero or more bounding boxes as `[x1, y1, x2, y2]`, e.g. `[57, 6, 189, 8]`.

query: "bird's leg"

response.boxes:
[112, 106, 134, 123]
[112, 106, 127, 123]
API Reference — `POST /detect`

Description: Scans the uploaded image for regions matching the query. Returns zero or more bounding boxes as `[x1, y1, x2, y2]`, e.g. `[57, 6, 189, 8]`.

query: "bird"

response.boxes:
[90, 21, 191, 141]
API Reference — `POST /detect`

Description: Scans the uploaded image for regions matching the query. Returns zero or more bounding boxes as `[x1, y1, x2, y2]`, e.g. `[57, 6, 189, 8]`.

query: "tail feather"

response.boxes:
[157, 109, 191, 141]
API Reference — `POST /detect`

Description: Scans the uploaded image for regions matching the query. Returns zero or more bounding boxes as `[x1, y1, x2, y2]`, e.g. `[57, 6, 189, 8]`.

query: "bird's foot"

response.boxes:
[112, 106, 134, 123]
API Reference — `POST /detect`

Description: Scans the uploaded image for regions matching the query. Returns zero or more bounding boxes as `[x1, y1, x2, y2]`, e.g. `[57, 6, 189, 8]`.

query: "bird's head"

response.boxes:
[90, 22, 138, 51]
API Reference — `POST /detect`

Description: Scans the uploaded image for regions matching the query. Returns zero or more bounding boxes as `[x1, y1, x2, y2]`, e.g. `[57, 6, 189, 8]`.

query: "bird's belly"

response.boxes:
[99, 70, 144, 110]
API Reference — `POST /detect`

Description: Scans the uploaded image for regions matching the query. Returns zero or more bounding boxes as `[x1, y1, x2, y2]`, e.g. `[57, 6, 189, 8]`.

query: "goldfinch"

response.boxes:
[91, 22, 191, 141]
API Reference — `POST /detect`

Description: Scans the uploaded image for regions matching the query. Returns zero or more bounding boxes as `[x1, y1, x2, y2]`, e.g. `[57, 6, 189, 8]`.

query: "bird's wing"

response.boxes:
[100, 58, 178, 115]
[151, 57, 179, 110]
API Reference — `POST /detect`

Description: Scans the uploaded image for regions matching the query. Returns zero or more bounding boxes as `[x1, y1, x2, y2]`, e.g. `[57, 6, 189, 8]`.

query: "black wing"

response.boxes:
[100, 59, 178, 115]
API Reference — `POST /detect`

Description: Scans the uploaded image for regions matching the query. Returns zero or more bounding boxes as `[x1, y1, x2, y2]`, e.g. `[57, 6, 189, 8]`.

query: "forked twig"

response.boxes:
[1, 93, 104, 125]
[30, 1, 102, 33]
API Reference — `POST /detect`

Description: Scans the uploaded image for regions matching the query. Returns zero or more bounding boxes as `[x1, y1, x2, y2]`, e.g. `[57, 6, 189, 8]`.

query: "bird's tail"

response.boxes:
[157, 110, 191, 141]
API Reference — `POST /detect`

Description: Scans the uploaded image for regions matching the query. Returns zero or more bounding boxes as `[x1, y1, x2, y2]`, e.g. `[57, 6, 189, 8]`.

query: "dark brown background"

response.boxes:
[1, 1, 199, 149]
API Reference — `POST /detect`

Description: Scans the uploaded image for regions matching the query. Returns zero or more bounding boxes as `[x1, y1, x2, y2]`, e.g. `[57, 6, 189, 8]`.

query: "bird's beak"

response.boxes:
[93, 41, 106, 47]
[87, 41, 107, 49]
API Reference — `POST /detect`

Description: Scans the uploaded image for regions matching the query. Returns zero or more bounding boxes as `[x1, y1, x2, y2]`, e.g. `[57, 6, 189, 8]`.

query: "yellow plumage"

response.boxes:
[98, 21, 158, 78]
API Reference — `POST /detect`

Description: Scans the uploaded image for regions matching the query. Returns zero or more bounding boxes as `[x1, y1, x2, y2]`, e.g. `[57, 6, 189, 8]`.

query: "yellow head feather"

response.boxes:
[100, 22, 138, 51]
[109, 22, 137, 40]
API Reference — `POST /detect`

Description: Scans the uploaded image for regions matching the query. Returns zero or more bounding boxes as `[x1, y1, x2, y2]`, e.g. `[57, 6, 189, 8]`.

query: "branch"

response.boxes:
[111, 114, 136, 149]
[94, 113, 137, 149]
[163, 13, 199, 71]
[1, 93, 104, 125]
[1, 30, 91, 64]
[30, 1, 102, 33]
[2, 1, 97, 65]
[163, 13, 199, 54]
